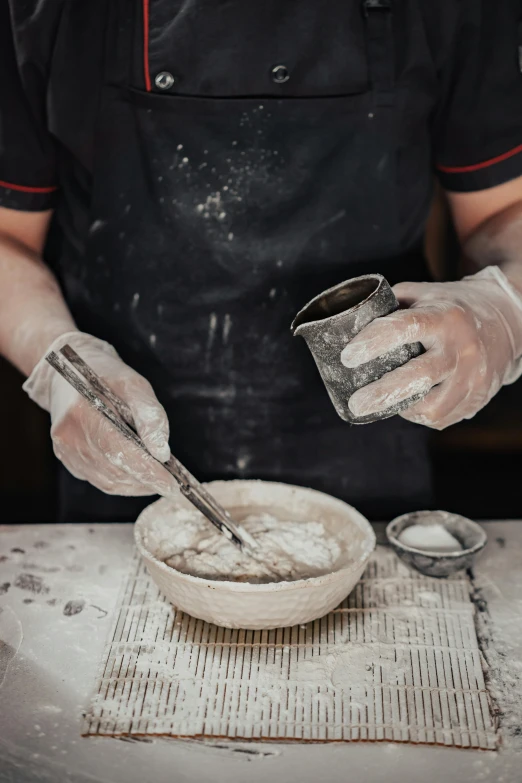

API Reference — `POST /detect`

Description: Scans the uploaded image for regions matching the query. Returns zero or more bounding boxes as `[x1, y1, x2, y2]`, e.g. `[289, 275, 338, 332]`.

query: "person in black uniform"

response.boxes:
[1, 0, 522, 523]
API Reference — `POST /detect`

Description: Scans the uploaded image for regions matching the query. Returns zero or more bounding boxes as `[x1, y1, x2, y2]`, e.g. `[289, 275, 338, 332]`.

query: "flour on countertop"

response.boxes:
[398, 523, 463, 553]
[143, 508, 341, 583]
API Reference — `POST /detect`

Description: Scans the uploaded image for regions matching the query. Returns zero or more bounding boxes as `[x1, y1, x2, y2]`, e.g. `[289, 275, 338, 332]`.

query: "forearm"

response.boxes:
[0, 231, 76, 376]
[462, 199, 522, 298]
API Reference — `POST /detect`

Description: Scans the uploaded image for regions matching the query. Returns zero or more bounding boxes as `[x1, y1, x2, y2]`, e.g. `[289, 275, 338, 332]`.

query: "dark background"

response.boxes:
[1, 190, 521, 522]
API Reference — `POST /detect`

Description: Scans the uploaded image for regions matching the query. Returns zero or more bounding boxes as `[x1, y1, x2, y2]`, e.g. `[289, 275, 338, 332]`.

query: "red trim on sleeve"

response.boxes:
[143, 0, 151, 92]
[0, 179, 58, 194]
[437, 142, 522, 174]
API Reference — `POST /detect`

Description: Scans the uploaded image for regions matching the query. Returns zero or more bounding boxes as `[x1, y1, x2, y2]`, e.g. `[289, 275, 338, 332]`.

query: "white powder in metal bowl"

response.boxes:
[142, 507, 342, 583]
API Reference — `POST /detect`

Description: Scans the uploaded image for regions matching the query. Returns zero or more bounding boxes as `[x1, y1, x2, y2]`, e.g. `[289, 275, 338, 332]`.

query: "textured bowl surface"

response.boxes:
[386, 510, 487, 578]
[135, 480, 375, 629]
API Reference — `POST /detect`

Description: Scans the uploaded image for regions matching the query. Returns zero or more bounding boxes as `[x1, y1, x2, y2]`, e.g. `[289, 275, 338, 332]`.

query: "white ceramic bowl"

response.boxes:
[135, 480, 375, 630]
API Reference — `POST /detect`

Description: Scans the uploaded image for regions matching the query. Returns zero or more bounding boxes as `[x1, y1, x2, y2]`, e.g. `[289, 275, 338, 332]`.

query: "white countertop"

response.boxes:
[0, 521, 521, 783]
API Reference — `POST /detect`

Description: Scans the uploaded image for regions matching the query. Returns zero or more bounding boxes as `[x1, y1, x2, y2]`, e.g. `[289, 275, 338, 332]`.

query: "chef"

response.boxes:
[2, 0, 522, 523]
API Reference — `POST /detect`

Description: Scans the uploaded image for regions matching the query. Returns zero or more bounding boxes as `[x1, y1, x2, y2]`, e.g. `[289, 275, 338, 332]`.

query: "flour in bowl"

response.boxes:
[142, 507, 342, 583]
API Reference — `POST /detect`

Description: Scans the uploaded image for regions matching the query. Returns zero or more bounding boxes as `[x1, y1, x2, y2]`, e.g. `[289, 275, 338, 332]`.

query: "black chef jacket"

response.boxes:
[2, 0, 522, 523]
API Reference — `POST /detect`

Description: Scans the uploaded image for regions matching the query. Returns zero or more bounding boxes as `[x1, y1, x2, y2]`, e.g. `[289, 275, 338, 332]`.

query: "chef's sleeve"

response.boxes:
[434, 0, 522, 193]
[0, 1, 60, 211]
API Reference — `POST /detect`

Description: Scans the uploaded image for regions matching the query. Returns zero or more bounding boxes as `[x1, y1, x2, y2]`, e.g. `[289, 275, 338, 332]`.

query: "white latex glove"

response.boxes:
[340, 267, 522, 430]
[23, 332, 177, 496]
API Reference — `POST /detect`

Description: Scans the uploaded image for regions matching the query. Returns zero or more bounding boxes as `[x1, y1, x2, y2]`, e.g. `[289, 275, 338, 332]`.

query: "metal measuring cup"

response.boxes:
[291, 274, 425, 424]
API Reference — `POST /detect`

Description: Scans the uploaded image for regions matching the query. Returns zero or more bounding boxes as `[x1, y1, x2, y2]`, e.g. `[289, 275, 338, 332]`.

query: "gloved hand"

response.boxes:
[23, 332, 177, 496]
[340, 266, 522, 430]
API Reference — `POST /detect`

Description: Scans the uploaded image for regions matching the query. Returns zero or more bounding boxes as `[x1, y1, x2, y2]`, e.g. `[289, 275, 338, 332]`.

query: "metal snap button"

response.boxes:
[271, 64, 290, 84]
[154, 71, 176, 90]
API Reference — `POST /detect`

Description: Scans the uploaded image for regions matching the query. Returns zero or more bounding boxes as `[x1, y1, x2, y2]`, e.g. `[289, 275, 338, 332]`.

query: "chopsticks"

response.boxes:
[45, 345, 251, 552]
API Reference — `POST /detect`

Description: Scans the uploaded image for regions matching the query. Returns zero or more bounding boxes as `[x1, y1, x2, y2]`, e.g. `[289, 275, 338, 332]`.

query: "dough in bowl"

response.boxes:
[142, 507, 342, 583]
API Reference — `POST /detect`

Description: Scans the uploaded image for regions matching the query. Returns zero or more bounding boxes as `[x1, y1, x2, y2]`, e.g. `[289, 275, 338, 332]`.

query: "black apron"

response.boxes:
[56, 0, 433, 522]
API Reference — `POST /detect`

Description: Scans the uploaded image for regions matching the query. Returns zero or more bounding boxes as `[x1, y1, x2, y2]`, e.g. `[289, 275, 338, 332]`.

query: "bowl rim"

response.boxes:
[135, 479, 376, 593]
[386, 510, 487, 560]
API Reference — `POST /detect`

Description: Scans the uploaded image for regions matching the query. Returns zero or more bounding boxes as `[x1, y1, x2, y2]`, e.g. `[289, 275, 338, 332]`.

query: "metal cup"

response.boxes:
[291, 273, 425, 424]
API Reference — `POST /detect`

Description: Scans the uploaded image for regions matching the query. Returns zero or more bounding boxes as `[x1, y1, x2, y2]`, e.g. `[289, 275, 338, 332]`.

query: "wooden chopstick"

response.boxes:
[59, 347, 241, 528]
[60, 344, 135, 427]
[46, 347, 249, 551]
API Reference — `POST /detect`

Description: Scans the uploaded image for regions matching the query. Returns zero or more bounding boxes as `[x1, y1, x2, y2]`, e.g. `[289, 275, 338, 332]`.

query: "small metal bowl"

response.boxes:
[386, 510, 487, 578]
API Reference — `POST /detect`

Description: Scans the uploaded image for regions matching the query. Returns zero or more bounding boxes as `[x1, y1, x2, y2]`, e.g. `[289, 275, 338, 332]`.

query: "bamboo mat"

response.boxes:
[83, 548, 498, 748]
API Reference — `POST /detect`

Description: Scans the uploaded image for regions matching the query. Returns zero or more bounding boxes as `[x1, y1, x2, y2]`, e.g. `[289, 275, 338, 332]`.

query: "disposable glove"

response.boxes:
[341, 267, 522, 430]
[23, 332, 176, 496]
